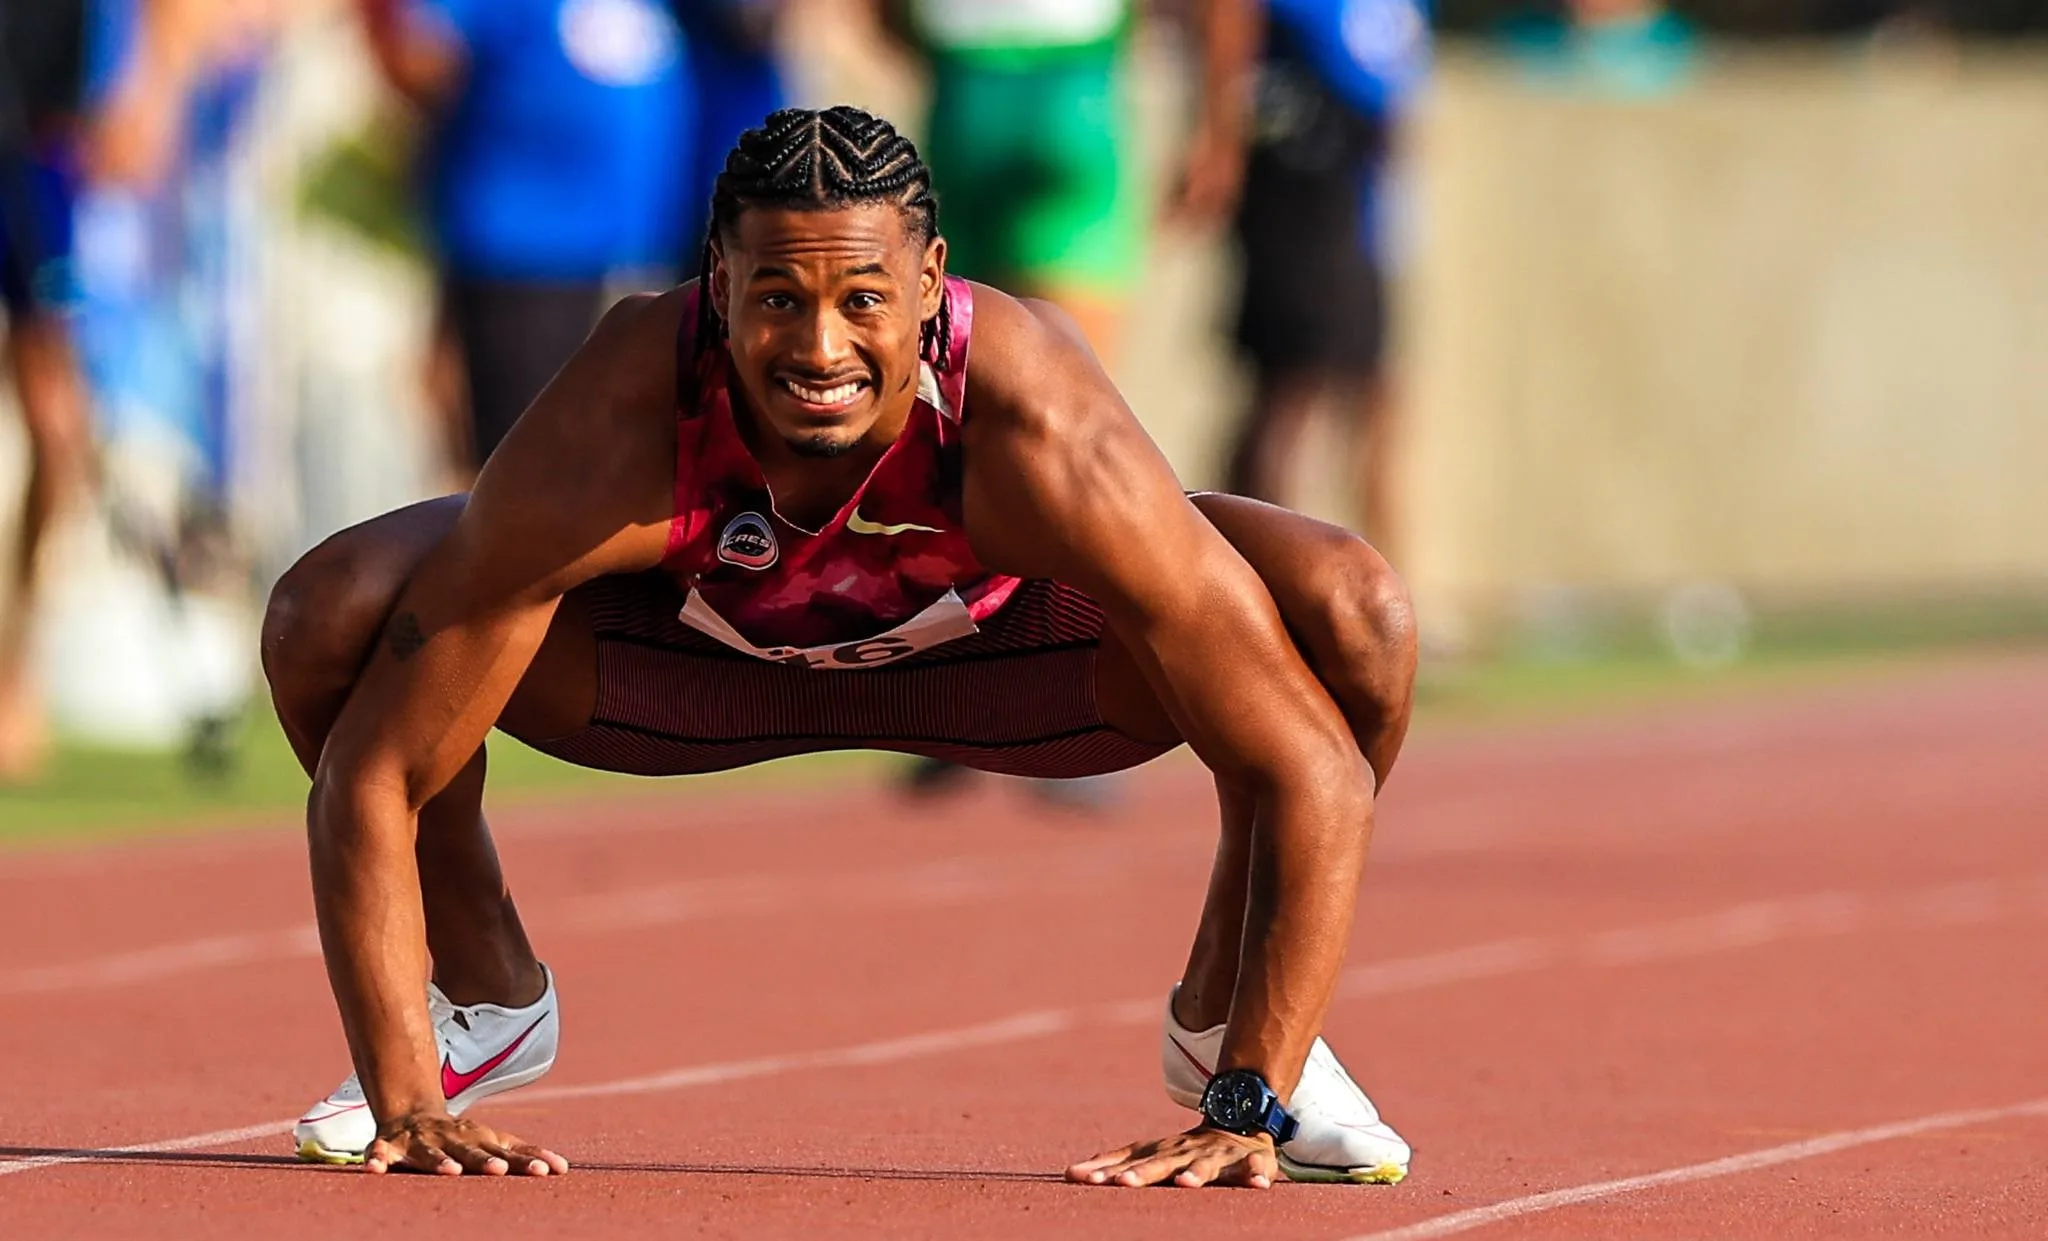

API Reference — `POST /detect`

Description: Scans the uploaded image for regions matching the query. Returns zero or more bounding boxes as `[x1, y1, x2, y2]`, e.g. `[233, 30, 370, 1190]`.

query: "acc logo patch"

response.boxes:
[716, 511, 779, 570]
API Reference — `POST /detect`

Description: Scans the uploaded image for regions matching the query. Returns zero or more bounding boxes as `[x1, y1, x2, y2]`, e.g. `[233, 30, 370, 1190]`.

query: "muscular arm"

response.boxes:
[961, 289, 1374, 1101]
[307, 292, 681, 1148]
[1169, 0, 1263, 227]
[357, 0, 466, 109]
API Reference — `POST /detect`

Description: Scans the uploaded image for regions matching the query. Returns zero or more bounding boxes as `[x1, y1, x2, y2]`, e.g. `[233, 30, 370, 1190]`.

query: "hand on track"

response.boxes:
[1066, 1126, 1278, 1188]
[364, 1112, 568, 1177]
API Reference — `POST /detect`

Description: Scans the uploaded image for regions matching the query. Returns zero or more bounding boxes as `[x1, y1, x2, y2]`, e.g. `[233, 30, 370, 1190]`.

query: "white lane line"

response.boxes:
[0, 844, 1163, 999]
[0, 928, 323, 998]
[1341, 1097, 2048, 1241]
[0, 1121, 295, 1178]
[5, 881, 2038, 1179]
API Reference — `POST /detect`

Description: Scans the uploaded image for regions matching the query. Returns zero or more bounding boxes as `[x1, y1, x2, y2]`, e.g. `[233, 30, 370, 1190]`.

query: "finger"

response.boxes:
[445, 1137, 510, 1177]
[1217, 1145, 1279, 1190]
[528, 1145, 571, 1176]
[483, 1139, 559, 1177]
[1173, 1149, 1240, 1189]
[489, 1130, 570, 1176]
[1065, 1144, 1142, 1185]
[397, 1133, 465, 1177]
[1111, 1150, 1201, 1188]
[363, 1137, 403, 1175]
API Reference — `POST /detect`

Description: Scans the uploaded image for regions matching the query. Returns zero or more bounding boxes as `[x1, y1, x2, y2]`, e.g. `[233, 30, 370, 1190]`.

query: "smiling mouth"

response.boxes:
[779, 376, 870, 409]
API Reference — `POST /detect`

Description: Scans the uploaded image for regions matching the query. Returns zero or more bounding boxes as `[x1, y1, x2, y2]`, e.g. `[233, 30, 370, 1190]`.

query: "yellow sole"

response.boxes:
[1278, 1155, 1408, 1186]
[296, 1139, 366, 1166]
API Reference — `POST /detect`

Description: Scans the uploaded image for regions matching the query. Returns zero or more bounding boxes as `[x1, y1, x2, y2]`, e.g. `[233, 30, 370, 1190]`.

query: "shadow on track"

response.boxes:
[0, 1147, 1063, 1182]
[576, 1161, 1064, 1183]
[0, 1147, 303, 1170]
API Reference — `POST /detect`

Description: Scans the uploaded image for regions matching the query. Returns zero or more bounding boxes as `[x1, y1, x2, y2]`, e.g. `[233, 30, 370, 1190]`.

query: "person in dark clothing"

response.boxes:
[0, 0, 94, 779]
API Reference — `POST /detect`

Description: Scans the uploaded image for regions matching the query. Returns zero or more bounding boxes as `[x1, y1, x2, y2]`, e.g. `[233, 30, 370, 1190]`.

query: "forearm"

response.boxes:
[308, 768, 443, 1122]
[1216, 768, 1374, 1101]
[1191, 0, 1261, 149]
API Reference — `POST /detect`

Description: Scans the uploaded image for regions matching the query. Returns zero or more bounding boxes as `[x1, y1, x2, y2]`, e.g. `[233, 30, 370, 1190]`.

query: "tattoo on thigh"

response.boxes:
[386, 612, 426, 662]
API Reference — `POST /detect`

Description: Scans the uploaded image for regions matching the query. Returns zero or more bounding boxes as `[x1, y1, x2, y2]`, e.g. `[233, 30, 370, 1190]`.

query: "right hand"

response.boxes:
[364, 1111, 569, 1177]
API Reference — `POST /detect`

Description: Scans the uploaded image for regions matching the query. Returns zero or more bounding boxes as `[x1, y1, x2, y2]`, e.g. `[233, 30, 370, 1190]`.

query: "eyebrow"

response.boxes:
[750, 261, 890, 281]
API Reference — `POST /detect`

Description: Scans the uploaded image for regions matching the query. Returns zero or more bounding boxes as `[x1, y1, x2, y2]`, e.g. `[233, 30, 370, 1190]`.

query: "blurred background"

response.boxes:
[1, 0, 2044, 826]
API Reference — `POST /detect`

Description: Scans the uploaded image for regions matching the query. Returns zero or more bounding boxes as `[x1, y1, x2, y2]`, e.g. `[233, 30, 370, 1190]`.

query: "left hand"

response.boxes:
[1161, 123, 1248, 233]
[1066, 1126, 1279, 1188]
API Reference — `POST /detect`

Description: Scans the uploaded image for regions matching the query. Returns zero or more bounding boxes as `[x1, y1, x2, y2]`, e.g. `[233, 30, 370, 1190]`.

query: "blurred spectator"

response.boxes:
[874, 0, 1150, 362]
[1217, 0, 1429, 561]
[670, 0, 787, 260]
[0, 0, 94, 778]
[359, 0, 694, 482]
[1497, 0, 1698, 97]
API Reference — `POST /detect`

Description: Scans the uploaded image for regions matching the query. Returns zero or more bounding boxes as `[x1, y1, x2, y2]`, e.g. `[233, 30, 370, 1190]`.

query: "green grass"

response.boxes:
[0, 640, 2026, 848]
[0, 710, 891, 846]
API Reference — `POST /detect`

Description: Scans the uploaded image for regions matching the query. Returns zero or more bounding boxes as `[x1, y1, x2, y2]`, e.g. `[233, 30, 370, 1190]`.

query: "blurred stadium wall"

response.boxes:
[9, 10, 2043, 701]
[1398, 47, 2048, 652]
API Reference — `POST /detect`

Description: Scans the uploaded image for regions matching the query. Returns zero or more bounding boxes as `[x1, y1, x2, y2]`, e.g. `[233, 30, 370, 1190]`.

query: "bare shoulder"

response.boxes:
[959, 282, 1110, 445]
[453, 286, 695, 595]
[958, 283, 1183, 581]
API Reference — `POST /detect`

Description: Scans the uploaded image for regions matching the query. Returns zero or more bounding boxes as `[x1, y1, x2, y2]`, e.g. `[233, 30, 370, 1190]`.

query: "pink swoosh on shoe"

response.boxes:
[441, 1016, 545, 1100]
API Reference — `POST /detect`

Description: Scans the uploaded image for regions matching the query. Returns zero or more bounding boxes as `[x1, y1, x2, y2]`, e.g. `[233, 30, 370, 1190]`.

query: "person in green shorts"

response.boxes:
[872, 0, 1260, 803]
[875, 1, 1129, 360]
[875, 0, 1255, 359]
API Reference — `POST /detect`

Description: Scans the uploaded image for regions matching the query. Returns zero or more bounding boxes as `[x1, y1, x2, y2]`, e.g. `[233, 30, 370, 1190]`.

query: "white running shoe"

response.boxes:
[1161, 985, 1411, 1184]
[293, 965, 560, 1165]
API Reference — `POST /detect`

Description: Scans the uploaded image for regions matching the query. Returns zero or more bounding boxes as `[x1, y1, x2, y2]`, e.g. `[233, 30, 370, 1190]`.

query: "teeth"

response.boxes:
[783, 379, 864, 405]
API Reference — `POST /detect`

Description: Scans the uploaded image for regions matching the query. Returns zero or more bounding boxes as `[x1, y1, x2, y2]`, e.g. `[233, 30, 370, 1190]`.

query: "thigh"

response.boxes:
[521, 575, 1175, 779]
[1090, 494, 1385, 744]
[268, 493, 598, 756]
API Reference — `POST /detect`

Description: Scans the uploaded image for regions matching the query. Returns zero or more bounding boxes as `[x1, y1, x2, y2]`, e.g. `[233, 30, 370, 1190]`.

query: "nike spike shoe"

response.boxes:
[293, 964, 560, 1165]
[1161, 985, 1411, 1184]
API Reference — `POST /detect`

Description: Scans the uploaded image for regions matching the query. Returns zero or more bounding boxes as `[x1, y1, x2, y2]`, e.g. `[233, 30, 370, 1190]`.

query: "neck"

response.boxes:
[733, 389, 918, 531]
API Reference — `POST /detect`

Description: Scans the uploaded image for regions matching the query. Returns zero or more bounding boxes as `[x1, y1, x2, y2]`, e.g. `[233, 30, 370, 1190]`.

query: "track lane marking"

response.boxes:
[4, 878, 2040, 1179]
[0, 842, 1172, 999]
[1339, 1098, 2048, 1241]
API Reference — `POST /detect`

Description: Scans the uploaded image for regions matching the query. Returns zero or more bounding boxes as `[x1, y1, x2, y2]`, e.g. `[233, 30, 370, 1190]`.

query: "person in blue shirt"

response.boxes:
[359, 0, 694, 477]
[1203, 0, 1429, 562]
[667, 1, 786, 261]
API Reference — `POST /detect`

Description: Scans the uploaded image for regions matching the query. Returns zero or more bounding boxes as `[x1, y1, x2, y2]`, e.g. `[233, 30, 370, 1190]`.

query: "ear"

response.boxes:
[919, 235, 947, 323]
[710, 242, 732, 324]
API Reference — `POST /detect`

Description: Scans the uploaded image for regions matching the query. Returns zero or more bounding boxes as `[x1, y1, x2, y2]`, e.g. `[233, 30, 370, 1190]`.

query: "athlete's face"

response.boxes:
[713, 205, 946, 459]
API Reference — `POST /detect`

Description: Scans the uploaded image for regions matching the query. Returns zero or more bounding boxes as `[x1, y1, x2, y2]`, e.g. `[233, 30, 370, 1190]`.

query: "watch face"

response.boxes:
[1204, 1071, 1266, 1132]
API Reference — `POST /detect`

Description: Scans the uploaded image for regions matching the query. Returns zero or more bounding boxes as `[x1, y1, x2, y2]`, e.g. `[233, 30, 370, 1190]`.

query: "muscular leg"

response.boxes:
[261, 496, 563, 1007]
[1224, 370, 1321, 508]
[1093, 493, 1418, 1031]
[0, 316, 92, 779]
[1350, 373, 1401, 567]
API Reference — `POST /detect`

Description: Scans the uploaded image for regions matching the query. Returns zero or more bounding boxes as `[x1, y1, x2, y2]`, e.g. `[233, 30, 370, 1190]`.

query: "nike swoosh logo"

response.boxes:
[441, 1015, 545, 1100]
[299, 1101, 368, 1123]
[846, 507, 945, 537]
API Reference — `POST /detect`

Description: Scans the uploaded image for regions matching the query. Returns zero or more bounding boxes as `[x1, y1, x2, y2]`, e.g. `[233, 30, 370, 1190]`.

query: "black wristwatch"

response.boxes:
[1199, 1069, 1299, 1144]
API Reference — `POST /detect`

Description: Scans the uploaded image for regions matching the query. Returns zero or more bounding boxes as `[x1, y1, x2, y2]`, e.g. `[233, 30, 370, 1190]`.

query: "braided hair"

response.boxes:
[694, 106, 949, 367]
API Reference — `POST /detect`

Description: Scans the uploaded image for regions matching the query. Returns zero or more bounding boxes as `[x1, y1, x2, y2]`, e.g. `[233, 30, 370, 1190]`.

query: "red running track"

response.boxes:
[2, 656, 2046, 1239]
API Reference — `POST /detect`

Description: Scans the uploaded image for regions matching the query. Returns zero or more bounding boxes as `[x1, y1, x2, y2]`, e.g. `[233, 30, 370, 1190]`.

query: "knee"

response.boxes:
[1307, 538, 1418, 693]
[260, 536, 398, 712]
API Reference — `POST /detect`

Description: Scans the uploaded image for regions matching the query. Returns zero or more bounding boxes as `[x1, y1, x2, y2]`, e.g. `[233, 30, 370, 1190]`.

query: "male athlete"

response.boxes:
[266, 106, 1418, 1189]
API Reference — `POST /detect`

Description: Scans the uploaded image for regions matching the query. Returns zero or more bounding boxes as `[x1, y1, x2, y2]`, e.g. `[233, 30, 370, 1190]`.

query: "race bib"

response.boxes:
[676, 588, 980, 670]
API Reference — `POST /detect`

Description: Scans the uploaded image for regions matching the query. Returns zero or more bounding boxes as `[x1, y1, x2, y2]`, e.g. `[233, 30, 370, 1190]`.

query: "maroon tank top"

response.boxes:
[661, 277, 1023, 670]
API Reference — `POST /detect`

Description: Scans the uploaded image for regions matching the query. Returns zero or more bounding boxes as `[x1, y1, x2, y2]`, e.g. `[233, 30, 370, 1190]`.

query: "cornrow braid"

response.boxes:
[694, 106, 949, 367]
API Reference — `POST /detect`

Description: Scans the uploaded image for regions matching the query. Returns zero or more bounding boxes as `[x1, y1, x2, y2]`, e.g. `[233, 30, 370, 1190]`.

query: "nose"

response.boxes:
[789, 306, 854, 375]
